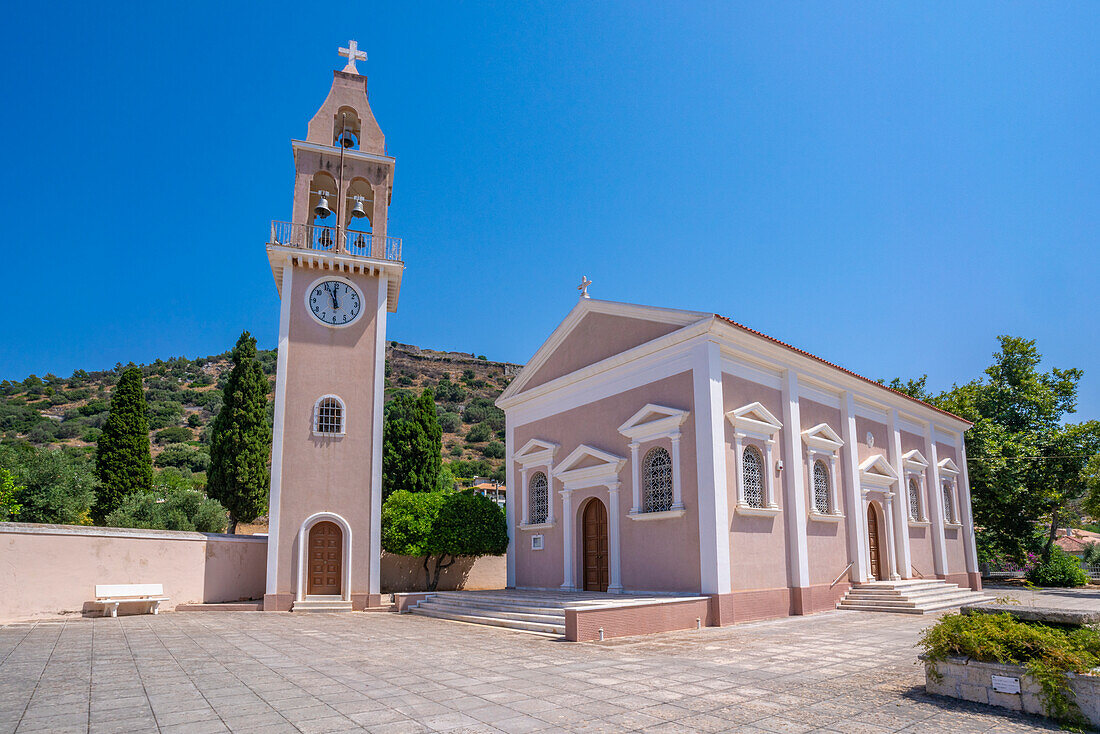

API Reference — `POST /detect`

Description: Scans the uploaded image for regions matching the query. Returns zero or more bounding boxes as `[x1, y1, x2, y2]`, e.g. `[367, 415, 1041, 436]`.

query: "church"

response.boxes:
[259, 42, 982, 625]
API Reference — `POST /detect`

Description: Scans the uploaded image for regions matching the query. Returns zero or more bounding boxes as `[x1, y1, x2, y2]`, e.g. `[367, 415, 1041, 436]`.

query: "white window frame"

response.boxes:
[902, 450, 930, 526]
[312, 394, 347, 436]
[515, 438, 559, 531]
[618, 403, 689, 520]
[726, 402, 781, 515]
[527, 471, 550, 525]
[640, 446, 675, 514]
[938, 457, 963, 528]
[802, 423, 843, 521]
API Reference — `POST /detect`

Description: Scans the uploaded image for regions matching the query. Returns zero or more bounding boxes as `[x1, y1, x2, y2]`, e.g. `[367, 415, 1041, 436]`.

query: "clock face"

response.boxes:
[307, 279, 363, 327]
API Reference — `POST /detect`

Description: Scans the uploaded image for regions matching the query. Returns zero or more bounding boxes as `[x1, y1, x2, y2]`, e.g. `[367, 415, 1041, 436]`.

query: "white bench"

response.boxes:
[95, 584, 169, 617]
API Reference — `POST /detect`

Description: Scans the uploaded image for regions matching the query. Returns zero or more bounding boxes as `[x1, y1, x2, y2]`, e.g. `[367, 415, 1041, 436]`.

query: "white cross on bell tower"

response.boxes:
[338, 40, 367, 74]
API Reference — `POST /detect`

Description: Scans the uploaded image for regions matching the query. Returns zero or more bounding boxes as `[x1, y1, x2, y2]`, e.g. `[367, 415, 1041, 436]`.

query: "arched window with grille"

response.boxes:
[812, 460, 830, 514]
[942, 481, 955, 524]
[641, 447, 674, 513]
[313, 395, 345, 435]
[908, 477, 921, 521]
[528, 472, 549, 524]
[742, 446, 764, 508]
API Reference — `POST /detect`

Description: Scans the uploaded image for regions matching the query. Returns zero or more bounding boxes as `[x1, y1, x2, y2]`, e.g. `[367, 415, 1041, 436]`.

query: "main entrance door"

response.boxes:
[582, 499, 609, 592]
[867, 505, 883, 581]
[307, 521, 342, 595]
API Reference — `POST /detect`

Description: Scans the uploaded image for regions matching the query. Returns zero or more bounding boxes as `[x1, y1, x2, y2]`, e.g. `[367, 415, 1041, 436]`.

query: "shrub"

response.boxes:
[0, 443, 95, 525]
[81, 427, 102, 443]
[920, 612, 1100, 727]
[1026, 548, 1089, 588]
[434, 378, 466, 404]
[106, 470, 227, 533]
[154, 444, 210, 472]
[438, 412, 462, 433]
[482, 441, 505, 459]
[187, 413, 204, 428]
[463, 397, 505, 430]
[466, 422, 491, 443]
[0, 467, 22, 521]
[449, 445, 464, 457]
[155, 426, 192, 444]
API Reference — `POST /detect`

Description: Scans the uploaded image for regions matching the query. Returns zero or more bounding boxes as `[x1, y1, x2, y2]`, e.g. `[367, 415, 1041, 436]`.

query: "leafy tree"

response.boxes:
[381, 489, 507, 590]
[206, 332, 271, 533]
[106, 469, 227, 533]
[880, 375, 934, 402]
[0, 467, 23, 520]
[463, 397, 505, 430]
[154, 443, 211, 472]
[382, 389, 442, 499]
[483, 441, 505, 459]
[438, 411, 462, 433]
[0, 444, 95, 524]
[95, 367, 153, 520]
[466, 422, 491, 443]
[187, 413, 204, 428]
[434, 378, 466, 404]
[155, 426, 192, 444]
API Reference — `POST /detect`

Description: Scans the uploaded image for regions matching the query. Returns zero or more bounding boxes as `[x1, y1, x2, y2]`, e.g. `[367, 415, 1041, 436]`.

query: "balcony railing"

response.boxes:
[268, 221, 402, 262]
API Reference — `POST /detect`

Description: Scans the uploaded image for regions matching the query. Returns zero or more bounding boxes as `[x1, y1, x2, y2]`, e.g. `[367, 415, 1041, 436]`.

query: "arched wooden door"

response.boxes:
[867, 505, 883, 581]
[582, 499, 609, 592]
[308, 521, 342, 595]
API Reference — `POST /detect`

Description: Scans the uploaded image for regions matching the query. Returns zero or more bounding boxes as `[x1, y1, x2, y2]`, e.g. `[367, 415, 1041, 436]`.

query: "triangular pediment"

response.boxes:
[903, 449, 929, 470]
[859, 453, 899, 485]
[497, 299, 708, 403]
[552, 444, 627, 486]
[515, 438, 559, 468]
[726, 402, 783, 437]
[802, 423, 844, 451]
[938, 457, 961, 476]
[618, 404, 690, 440]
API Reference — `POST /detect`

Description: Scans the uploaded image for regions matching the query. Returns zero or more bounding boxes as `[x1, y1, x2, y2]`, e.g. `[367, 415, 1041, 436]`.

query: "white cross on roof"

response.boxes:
[339, 40, 367, 74]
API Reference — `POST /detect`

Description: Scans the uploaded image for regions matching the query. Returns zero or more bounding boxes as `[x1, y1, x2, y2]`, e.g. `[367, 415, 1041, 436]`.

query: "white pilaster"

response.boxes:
[266, 262, 293, 596]
[888, 409, 912, 578]
[781, 370, 810, 590]
[841, 392, 868, 582]
[670, 433, 685, 510]
[546, 457, 556, 524]
[883, 494, 901, 580]
[924, 424, 948, 577]
[368, 275, 388, 597]
[764, 438, 779, 508]
[692, 340, 731, 595]
[733, 433, 745, 505]
[628, 442, 641, 513]
[560, 489, 574, 590]
[505, 427, 516, 588]
[519, 468, 529, 525]
[607, 481, 623, 593]
[958, 439, 979, 576]
[828, 454, 840, 514]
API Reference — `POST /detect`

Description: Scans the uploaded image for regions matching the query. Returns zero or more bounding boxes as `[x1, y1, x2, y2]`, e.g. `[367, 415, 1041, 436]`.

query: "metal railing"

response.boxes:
[268, 221, 402, 262]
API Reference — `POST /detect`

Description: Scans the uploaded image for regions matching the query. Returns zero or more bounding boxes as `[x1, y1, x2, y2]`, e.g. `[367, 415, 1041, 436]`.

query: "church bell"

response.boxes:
[350, 196, 368, 219]
[314, 194, 333, 219]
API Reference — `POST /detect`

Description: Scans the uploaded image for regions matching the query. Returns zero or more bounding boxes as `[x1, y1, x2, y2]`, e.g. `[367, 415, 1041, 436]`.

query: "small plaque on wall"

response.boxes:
[991, 675, 1021, 694]
[531, 534, 544, 551]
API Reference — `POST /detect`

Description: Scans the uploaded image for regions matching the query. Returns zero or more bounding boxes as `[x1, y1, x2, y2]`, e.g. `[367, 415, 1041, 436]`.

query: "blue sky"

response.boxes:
[1, 3, 1097, 418]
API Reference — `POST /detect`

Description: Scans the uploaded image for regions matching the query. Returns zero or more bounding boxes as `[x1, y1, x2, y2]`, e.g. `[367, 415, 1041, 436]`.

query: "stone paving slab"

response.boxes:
[2, 588, 1095, 732]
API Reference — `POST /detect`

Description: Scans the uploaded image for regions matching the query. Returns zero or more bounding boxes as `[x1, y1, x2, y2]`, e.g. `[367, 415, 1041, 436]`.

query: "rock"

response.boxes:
[961, 603, 1100, 626]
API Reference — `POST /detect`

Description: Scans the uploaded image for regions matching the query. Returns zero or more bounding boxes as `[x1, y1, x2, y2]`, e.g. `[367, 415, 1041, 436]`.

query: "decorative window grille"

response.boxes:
[908, 477, 921, 521]
[641, 447, 674, 513]
[942, 482, 955, 524]
[529, 472, 549, 524]
[742, 446, 764, 508]
[314, 396, 344, 434]
[812, 460, 830, 514]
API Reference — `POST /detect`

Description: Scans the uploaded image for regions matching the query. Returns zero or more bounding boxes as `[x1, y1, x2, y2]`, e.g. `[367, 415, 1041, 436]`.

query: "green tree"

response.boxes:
[0, 467, 23, 521]
[95, 367, 153, 520]
[106, 468, 227, 533]
[0, 444, 95, 524]
[206, 332, 271, 533]
[381, 489, 507, 590]
[382, 389, 442, 499]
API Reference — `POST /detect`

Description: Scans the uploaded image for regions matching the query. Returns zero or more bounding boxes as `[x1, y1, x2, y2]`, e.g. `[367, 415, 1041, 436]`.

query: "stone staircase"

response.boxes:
[410, 591, 568, 637]
[292, 595, 353, 613]
[837, 579, 992, 614]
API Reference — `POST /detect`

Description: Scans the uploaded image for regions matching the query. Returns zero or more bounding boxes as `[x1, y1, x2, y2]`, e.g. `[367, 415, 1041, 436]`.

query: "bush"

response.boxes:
[79, 399, 109, 417]
[463, 397, 505, 430]
[0, 443, 95, 524]
[920, 612, 1100, 727]
[482, 441, 505, 459]
[434, 378, 466, 404]
[187, 413, 204, 428]
[438, 412, 462, 433]
[154, 444, 210, 472]
[1026, 548, 1089, 588]
[466, 422, 491, 443]
[106, 470, 227, 533]
[155, 426, 192, 444]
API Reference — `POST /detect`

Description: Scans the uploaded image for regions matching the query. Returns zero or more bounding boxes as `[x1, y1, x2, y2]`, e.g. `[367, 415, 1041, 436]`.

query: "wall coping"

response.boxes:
[0, 522, 268, 544]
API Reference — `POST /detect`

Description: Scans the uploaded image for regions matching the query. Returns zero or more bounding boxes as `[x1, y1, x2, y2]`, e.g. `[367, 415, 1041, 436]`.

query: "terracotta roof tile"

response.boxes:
[713, 314, 972, 426]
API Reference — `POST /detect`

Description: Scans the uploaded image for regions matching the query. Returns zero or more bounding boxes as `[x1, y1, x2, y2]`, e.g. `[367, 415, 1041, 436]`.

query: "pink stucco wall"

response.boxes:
[799, 400, 851, 586]
[273, 270, 381, 602]
[937, 442, 968, 574]
[522, 313, 683, 391]
[0, 524, 266, 622]
[512, 370, 702, 593]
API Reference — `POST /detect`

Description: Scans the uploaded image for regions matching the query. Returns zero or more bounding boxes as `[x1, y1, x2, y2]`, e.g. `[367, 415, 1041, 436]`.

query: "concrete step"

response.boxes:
[292, 598, 353, 613]
[417, 597, 567, 616]
[411, 606, 565, 637]
[843, 588, 966, 603]
[839, 590, 983, 609]
[838, 578, 992, 614]
[176, 601, 263, 612]
[851, 581, 958, 595]
[428, 592, 589, 609]
[415, 601, 564, 625]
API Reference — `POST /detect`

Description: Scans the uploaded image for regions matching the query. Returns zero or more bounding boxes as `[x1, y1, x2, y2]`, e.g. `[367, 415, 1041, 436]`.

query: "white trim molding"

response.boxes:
[266, 261, 293, 596]
[515, 439, 559, 528]
[311, 393, 347, 436]
[727, 402, 782, 512]
[619, 403, 690, 516]
[553, 445, 627, 593]
[802, 423, 843, 517]
[369, 275, 388, 597]
[859, 453, 900, 487]
[295, 511, 353, 603]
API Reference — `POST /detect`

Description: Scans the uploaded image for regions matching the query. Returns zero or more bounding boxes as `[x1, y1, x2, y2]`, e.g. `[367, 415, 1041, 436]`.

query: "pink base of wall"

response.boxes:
[566, 598, 713, 642]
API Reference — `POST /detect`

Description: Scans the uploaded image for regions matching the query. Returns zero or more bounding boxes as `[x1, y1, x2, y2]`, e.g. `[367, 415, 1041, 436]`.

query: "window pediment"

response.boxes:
[903, 449, 929, 470]
[938, 457, 961, 476]
[553, 444, 626, 486]
[618, 403, 689, 442]
[515, 438, 559, 468]
[859, 453, 899, 486]
[802, 423, 844, 452]
[726, 402, 783, 438]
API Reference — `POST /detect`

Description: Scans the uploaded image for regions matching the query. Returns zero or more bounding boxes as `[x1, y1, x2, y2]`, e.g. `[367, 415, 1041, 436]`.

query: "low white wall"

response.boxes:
[0, 523, 267, 622]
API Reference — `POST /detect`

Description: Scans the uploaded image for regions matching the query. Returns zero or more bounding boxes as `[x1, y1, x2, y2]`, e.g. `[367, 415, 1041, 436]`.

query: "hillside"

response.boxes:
[0, 343, 522, 482]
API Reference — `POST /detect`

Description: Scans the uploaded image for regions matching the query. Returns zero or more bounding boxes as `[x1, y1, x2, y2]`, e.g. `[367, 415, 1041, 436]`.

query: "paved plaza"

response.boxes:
[3, 588, 1098, 734]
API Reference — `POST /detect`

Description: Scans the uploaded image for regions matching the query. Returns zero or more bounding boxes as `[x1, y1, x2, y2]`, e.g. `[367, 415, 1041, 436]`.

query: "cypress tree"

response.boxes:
[94, 367, 153, 521]
[206, 331, 272, 533]
[382, 388, 443, 499]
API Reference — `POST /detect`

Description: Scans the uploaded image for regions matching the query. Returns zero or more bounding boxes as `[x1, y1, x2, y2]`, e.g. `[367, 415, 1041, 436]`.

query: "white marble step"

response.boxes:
[417, 596, 567, 616]
[411, 606, 565, 636]
[850, 581, 957, 595]
[837, 579, 992, 614]
[292, 598, 353, 613]
[839, 590, 984, 609]
[414, 600, 564, 625]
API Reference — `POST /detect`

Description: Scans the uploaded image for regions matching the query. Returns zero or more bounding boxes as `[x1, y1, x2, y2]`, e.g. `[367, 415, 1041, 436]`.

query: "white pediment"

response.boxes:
[802, 423, 844, 452]
[618, 403, 690, 441]
[859, 453, 899, 486]
[938, 457, 961, 476]
[903, 449, 929, 470]
[726, 402, 783, 438]
[552, 444, 627, 487]
[515, 438, 559, 468]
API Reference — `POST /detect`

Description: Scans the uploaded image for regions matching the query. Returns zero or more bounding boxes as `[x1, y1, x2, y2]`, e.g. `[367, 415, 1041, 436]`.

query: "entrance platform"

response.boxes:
[409, 589, 710, 641]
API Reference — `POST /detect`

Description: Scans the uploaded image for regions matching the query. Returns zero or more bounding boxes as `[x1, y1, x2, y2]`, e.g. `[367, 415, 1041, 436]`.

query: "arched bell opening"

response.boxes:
[333, 106, 362, 150]
[307, 172, 339, 250]
[343, 178, 375, 255]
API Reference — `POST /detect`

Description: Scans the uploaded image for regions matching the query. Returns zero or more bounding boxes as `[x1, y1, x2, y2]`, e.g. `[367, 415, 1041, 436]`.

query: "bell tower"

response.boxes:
[263, 42, 403, 612]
